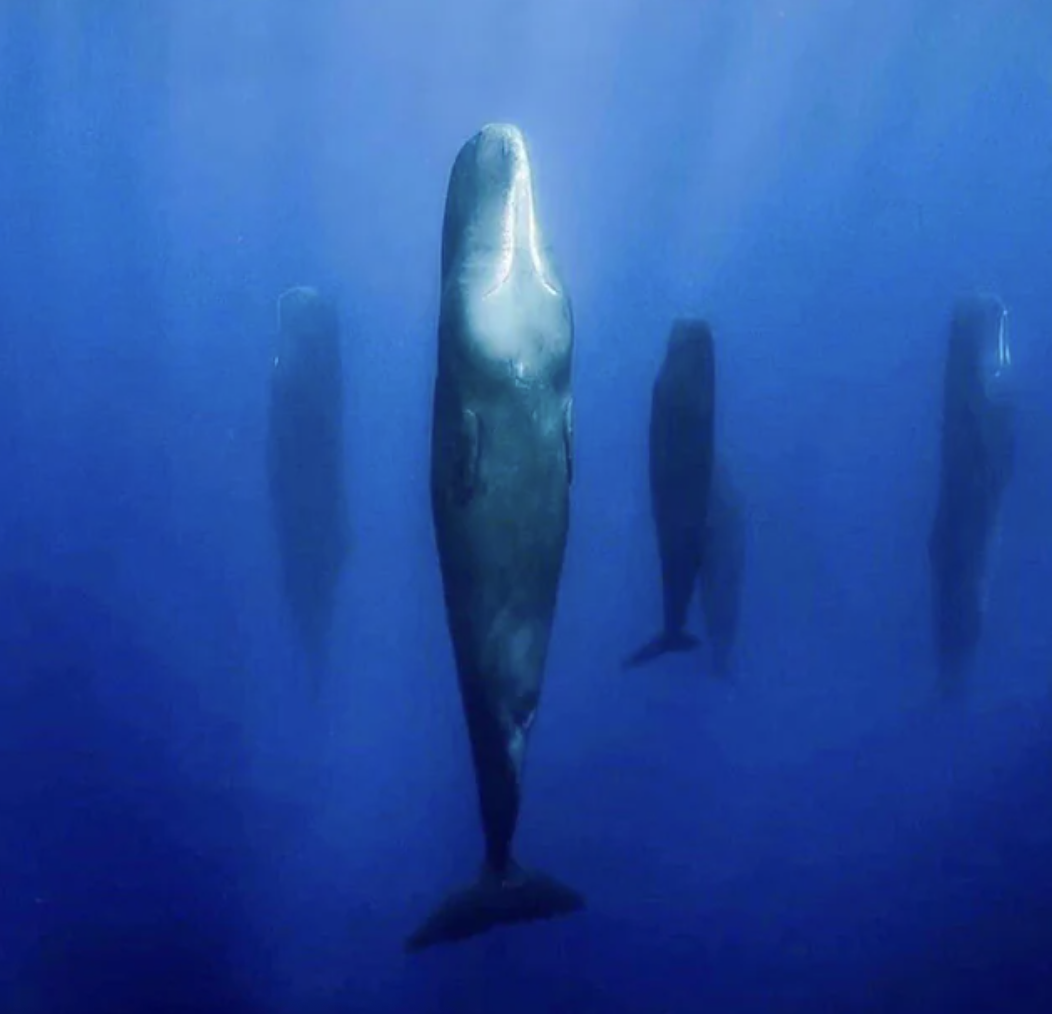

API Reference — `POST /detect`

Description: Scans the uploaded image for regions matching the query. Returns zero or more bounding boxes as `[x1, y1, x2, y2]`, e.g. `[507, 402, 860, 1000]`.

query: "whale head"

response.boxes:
[274, 286, 339, 372]
[658, 318, 716, 414]
[441, 124, 560, 298]
[667, 318, 714, 358]
[665, 317, 715, 379]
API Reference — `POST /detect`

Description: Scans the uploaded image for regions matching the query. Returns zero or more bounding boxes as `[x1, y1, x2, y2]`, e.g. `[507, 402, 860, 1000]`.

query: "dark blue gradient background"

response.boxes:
[1, 3, 1051, 1011]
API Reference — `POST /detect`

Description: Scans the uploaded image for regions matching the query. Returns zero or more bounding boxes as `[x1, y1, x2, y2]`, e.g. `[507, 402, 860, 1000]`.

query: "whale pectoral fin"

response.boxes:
[563, 398, 574, 486]
[454, 408, 481, 505]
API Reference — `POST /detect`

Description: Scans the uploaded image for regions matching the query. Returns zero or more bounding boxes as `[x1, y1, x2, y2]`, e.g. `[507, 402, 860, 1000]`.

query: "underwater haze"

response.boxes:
[2, 1, 1052, 1011]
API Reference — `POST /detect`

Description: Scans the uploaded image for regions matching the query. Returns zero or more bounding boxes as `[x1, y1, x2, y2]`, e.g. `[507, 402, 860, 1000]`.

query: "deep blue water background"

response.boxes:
[2, 2, 1051, 1012]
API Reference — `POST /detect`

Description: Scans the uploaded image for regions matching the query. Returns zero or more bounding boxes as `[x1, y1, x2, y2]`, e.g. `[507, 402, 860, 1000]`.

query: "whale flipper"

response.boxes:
[622, 631, 701, 669]
[563, 399, 574, 485]
[406, 863, 584, 953]
[454, 408, 481, 505]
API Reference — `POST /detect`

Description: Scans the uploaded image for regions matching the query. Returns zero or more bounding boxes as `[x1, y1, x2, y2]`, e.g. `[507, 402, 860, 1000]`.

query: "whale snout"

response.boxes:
[666, 318, 716, 373]
[278, 286, 336, 341]
[468, 124, 532, 208]
[477, 122, 528, 166]
[443, 125, 532, 279]
[441, 123, 560, 298]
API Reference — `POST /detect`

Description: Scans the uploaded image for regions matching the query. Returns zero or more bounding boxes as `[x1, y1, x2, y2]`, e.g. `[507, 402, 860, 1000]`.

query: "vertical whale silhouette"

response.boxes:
[625, 319, 716, 668]
[409, 124, 582, 952]
[928, 293, 1016, 700]
[266, 286, 349, 689]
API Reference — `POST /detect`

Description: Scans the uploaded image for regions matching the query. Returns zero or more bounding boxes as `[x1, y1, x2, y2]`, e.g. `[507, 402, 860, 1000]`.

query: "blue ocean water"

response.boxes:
[1, 2, 1051, 1011]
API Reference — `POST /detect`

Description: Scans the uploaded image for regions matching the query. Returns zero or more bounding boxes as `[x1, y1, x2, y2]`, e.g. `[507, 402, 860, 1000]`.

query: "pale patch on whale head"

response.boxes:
[477, 124, 558, 299]
[951, 293, 1012, 403]
[441, 123, 559, 299]
[995, 305, 1011, 373]
[976, 294, 1012, 400]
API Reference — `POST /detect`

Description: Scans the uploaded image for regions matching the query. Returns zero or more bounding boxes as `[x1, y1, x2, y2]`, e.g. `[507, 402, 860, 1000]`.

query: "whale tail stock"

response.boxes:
[622, 630, 700, 669]
[405, 861, 583, 953]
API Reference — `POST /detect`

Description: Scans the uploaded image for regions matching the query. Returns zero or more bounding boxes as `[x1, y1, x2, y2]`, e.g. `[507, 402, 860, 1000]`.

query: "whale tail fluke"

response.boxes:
[405, 862, 583, 953]
[622, 631, 700, 669]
